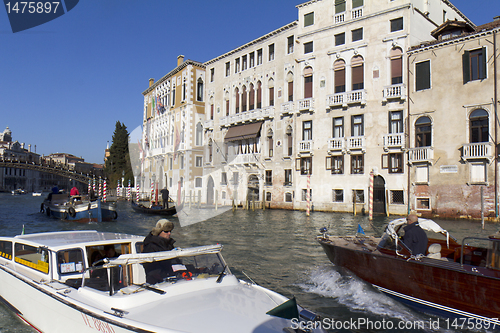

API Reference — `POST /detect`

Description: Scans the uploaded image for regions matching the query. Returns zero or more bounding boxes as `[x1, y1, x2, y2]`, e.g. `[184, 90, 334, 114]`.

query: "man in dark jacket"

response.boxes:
[142, 219, 176, 284]
[401, 214, 428, 256]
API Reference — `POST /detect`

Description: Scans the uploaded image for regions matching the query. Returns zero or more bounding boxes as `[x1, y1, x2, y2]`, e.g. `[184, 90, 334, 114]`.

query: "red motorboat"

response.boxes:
[317, 218, 500, 327]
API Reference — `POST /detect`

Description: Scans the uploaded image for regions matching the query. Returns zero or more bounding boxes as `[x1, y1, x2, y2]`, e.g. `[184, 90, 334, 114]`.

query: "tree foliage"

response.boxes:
[104, 121, 133, 188]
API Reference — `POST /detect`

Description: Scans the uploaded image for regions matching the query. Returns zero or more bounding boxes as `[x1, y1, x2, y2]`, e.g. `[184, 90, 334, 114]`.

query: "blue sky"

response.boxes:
[1, 0, 499, 164]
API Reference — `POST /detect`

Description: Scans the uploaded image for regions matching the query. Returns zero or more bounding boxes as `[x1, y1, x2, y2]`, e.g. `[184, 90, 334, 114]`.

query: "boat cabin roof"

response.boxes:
[9, 230, 143, 250]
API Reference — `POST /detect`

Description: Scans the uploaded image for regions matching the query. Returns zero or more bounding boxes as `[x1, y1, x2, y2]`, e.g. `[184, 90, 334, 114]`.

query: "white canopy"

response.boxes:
[386, 217, 451, 248]
[104, 244, 222, 267]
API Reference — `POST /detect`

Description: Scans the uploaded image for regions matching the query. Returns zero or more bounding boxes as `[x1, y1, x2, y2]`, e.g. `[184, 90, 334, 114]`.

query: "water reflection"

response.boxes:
[0, 193, 498, 333]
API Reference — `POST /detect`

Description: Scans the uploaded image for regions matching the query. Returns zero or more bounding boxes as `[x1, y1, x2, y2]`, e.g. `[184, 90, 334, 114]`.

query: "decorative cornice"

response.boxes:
[204, 21, 298, 65]
[142, 60, 205, 95]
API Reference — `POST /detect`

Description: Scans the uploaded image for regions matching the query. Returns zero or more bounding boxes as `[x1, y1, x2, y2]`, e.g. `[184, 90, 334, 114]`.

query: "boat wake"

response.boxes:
[297, 265, 461, 333]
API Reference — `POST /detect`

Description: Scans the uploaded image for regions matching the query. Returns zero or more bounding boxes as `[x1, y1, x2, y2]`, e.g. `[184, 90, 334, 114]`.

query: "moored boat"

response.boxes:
[0, 230, 325, 333]
[41, 193, 118, 222]
[32, 191, 42, 197]
[11, 189, 27, 195]
[131, 200, 177, 216]
[317, 218, 500, 327]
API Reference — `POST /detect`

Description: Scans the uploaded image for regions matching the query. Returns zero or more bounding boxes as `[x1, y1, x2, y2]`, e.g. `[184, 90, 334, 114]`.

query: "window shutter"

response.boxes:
[304, 76, 313, 98]
[335, 0, 345, 13]
[326, 157, 332, 170]
[463, 51, 470, 84]
[295, 158, 301, 171]
[481, 47, 487, 79]
[352, 0, 363, 8]
[391, 57, 402, 80]
[352, 65, 364, 89]
[415, 61, 430, 91]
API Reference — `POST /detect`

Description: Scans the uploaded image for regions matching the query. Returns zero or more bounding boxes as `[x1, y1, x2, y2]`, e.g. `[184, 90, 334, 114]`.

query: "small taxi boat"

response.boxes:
[41, 194, 118, 222]
[0, 230, 324, 333]
[317, 218, 500, 327]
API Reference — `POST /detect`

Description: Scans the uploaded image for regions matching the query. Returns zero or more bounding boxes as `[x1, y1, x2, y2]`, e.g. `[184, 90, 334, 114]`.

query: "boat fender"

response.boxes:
[62, 211, 68, 220]
[181, 271, 193, 280]
[68, 207, 76, 218]
[40, 203, 44, 213]
[45, 207, 51, 216]
[112, 211, 118, 220]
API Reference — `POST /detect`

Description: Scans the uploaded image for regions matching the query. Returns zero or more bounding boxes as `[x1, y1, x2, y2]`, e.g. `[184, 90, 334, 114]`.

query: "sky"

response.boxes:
[1, 0, 500, 164]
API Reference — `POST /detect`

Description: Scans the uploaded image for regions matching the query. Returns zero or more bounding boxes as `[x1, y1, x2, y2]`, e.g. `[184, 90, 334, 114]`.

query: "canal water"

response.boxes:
[0, 193, 498, 333]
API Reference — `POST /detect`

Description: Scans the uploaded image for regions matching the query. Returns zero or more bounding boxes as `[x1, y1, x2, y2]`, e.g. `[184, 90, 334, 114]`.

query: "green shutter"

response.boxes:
[463, 51, 470, 84]
[416, 61, 430, 91]
[335, 0, 346, 13]
[352, 0, 363, 8]
[481, 47, 487, 79]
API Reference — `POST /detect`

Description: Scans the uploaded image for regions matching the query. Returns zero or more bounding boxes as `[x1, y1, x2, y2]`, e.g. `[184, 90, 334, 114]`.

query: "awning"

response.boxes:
[224, 122, 263, 142]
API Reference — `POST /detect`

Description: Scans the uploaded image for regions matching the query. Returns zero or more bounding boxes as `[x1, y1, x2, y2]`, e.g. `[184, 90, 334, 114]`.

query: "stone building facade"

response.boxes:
[141, 56, 206, 200]
[201, 0, 468, 215]
[407, 19, 500, 219]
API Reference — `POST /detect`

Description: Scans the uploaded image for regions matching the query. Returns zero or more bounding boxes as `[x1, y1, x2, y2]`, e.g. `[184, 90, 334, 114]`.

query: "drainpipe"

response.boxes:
[407, 51, 411, 214]
[494, 30, 498, 218]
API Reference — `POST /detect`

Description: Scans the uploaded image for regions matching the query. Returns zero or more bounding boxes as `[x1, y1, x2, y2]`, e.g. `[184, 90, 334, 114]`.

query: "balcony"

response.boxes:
[204, 119, 214, 130]
[227, 153, 261, 166]
[462, 142, 493, 161]
[298, 140, 314, 153]
[220, 108, 274, 127]
[346, 136, 365, 152]
[298, 98, 314, 112]
[335, 13, 345, 24]
[327, 90, 367, 108]
[383, 84, 406, 102]
[383, 133, 405, 151]
[351, 8, 363, 19]
[280, 101, 294, 116]
[328, 138, 345, 151]
[408, 147, 434, 164]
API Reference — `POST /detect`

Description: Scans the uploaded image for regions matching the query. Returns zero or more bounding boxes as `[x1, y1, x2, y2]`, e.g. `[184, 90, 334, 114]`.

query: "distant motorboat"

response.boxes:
[11, 189, 26, 195]
[41, 193, 118, 222]
[32, 191, 42, 197]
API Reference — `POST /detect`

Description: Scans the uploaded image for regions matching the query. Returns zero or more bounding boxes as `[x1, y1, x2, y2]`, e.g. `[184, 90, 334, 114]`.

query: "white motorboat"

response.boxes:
[0, 230, 325, 333]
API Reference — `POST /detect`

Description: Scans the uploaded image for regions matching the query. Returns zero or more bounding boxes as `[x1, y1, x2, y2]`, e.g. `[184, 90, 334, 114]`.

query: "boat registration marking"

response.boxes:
[81, 313, 116, 333]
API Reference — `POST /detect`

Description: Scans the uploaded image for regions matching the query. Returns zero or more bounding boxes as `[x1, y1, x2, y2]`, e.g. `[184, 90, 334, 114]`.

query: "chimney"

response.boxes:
[177, 55, 185, 67]
[28, 144, 31, 152]
[149, 78, 154, 87]
[495, 16, 500, 21]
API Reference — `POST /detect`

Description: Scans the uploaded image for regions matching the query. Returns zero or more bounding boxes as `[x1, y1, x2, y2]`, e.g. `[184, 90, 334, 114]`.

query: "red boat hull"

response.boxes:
[318, 237, 500, 321]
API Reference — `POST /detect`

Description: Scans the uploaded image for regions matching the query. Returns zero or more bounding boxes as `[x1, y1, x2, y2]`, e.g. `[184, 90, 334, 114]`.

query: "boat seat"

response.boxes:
[427, 243, 442, 259]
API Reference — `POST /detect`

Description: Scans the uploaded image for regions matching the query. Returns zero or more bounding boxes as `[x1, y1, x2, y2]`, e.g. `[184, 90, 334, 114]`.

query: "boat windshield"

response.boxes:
[377, 233, 397, 251]
[81, 252, 228, 294]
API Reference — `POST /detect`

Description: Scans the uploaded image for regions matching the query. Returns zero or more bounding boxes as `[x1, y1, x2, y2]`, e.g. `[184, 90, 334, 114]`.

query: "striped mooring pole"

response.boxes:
[369, 170, 374, 221]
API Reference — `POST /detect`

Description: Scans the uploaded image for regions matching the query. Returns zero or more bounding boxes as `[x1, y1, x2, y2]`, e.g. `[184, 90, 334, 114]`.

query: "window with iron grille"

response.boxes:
[332, 189, 344, 202]
[265, 170, 272, 186]
[391, 190, 404, 204]
[302, 189, 312, 201]
[353, 189, 364, 203]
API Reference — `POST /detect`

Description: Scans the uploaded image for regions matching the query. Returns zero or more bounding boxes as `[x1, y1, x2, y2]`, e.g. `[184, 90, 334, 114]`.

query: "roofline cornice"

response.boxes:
[408, 27, 500, 55]
[142, 60, 205, 95]
[204, 21, 298, 66]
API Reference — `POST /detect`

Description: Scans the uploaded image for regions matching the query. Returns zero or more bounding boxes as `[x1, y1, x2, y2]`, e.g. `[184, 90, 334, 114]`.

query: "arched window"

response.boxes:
[470, 109, 489, 143]
[225, 91, 230, 116]
[197, 78, 204, 101]
[304, 67, 313, 98]
[390, 48, 403, 85]
[287, 72, 294, 102]
[195, 122, 203, 146]
[351, 55, 364, 91]
[256, 81, 262, 109]
[286, 125, 293, 156]
[235, 87, 240, 114]
[249, 83, 255, 110]
[267, 129, 274, 157]
[334, 59, 346, 93]
[415, 116, 431, 147]
[242, 85, 247, 112]
[210, 97, 214, 120]
[268, 79, 275, 106]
